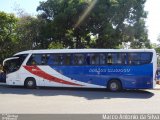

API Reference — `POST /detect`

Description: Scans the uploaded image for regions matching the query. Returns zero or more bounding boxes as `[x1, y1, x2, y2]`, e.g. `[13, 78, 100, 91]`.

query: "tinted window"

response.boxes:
[141, 53, 151, 61]
[14, 54, 28, 65]
[86, 54, 99, 65]
[4, 57, 25, 74]
[53, 54, 63, 65]
[91, 54, 99, 65]
[64, 54, 71, 65]
[100, 54, 106, 65]
[86, 54, 91, 65]
[46, 53, 70, 65]
[128, 53, 140, 64]
[4, 59, 18, 73]
[120, 53, 127, 64]
[73, 54, 84, 65]
[14, 54, 28, 64]
[4, 54, 28, 73]
[128, 52, 152, 65]
[46, 54, 54, 65]
[107, 53, 127, 65]
[27, 54, 46, 65]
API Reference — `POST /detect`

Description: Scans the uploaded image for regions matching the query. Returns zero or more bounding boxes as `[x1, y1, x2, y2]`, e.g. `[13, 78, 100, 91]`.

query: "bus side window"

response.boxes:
[27, 54, 43, 65]
[73, 54, 84, 65]
[86, 53, 100, 65]
[46, 54, 54, 65]
[141, 53, 152, 64]
[111, 53, 118, 64]
[53, 54, 64, 65]
[117, 53, 127, 65]
[106, 53, 126, 65]
[41, 54, 46, 65]
[100, 54, 105, 65]
[107, 53, 112, 64]
[27, 55, 33, 65]
[121, 53, 127, 64]
[90, 54, 99, 65]
[128, 53, 141, 65]
[86, 54, 91, 65]
[64, 54, 71, 65]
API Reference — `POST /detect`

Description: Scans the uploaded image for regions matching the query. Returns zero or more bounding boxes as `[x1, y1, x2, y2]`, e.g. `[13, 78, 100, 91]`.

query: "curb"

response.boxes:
[0, 83, 6, 85]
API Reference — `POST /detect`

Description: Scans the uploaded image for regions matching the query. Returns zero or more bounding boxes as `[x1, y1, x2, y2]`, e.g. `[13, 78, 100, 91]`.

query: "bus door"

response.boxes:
[3, 57, 21, 84]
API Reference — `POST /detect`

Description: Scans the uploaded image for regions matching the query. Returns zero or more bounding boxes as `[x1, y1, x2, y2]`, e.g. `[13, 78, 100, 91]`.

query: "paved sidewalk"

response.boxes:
[155, 84, 160, 89]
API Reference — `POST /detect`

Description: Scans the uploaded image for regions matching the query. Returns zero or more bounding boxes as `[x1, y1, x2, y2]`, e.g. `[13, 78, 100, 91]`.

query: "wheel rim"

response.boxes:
[110, 82, 118, 90]
[27, 81, 34, 87]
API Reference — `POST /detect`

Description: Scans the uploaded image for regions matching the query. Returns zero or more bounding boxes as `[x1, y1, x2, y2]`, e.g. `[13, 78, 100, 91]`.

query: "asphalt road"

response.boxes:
[0, 85, 160, 114]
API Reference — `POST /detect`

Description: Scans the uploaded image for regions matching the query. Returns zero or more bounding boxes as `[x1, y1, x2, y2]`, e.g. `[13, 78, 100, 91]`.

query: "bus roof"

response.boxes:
[14, 49, 156, 56]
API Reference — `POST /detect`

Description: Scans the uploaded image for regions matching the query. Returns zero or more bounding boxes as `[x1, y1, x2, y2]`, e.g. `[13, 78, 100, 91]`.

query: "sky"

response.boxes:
[0, 0, 46, 16]
[145, 0, 160, 43]
[0, 0, 160, 43]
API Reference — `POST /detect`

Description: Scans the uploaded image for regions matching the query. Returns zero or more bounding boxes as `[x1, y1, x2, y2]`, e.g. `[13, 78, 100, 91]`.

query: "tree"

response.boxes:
[154, 34, 160, 54]
[0, 11, 42, 62]
[14, 7, 46, 50]
[37, 0, 149, 49]
[0, 11, 17, 62]
[16, 15, 41, 50]
[48, 41, 64, 49]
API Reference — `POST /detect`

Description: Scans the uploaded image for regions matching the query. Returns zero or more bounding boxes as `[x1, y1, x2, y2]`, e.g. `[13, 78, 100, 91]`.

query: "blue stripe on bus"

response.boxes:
[49, 63, 153, 89]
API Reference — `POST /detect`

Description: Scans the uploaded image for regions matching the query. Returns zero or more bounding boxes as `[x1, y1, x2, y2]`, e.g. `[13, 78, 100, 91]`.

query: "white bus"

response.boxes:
[3, 49, 157, 91]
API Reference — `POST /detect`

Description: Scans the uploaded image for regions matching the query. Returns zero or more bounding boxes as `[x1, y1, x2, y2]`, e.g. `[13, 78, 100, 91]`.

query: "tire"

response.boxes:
[24, 78, 36, 89]
[107, 79, 122, 92]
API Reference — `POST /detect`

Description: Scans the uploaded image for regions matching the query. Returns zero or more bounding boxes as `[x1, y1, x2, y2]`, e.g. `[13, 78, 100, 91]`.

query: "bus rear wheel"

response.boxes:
[24, 78, 36, 89]
[107, 79, 122, 92]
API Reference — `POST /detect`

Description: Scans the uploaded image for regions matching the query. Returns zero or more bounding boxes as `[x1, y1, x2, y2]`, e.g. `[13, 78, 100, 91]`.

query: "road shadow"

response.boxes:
[0, 85, 154, 100]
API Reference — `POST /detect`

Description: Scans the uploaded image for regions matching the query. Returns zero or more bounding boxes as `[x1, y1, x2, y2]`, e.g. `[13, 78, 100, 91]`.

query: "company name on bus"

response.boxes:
[89, 68, 130, 73]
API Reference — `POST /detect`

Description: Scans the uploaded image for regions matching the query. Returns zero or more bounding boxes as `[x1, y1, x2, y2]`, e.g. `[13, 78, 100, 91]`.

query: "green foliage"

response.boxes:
[151, 35, 160, 55]
[155, 47, 160, 54]
[0, 11, 18, 62]
[37, 0, 149, 49]
[153, 35, 160, 55]
[0, 12, 42, 62]
[16, 15, 41, 50]
[48, 41, 64, 49]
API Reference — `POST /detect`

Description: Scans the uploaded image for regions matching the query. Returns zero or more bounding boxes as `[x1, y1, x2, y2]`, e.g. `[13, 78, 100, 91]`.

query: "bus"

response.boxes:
[3, 49, 157, 91]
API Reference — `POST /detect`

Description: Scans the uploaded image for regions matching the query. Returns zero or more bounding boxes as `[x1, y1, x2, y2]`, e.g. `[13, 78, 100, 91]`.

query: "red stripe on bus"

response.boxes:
[23, 66, 83, 86]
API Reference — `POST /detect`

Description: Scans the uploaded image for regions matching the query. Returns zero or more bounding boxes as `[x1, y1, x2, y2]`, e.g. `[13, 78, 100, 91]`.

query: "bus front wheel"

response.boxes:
[107, 79, 122, 92]
[24, 77, 36, 89]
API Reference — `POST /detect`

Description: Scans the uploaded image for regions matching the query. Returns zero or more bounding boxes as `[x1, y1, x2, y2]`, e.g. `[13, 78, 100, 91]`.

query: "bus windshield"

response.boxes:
[3, 54, 28, 74]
